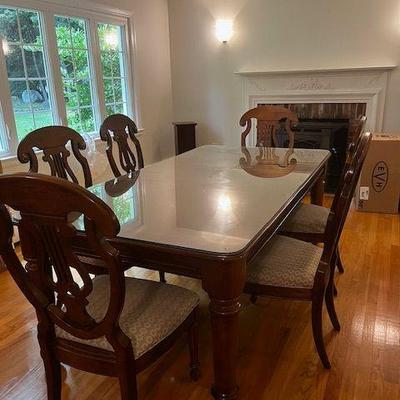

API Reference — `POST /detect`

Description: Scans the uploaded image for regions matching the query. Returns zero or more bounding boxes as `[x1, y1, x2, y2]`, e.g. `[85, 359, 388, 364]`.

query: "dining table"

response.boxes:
[74, 144, 331, 400]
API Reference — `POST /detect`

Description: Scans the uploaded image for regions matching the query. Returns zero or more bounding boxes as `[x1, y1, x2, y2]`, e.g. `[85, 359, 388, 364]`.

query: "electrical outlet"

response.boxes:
[359, 186, 369, 201]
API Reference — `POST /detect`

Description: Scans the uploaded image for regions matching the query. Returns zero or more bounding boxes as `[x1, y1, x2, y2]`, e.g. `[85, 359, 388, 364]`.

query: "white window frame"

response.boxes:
[96, 22, 131, 118]
[0, 0, 138, 158]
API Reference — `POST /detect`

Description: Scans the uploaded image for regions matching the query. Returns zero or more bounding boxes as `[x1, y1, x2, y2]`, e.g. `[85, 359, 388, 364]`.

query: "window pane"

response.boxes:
[80, 108, 94, 132]
[0, 6, 54, 142]
[24, 46, 46, 78]
[110, 50, 121, 76]
[27, 80, 49, 106]
[98, 24, 122, 51]
[103, 78, 114, 103]
[101, 52, 112, 77]
[74, 50, 90, 78]
[76, 80, 92, 106]
[10, 81, 26, 110]
[66, 108, 80, 131]
[71, 19, 87, 49]
[0, 8, 18, 42]
[114, 79, 123, 102]
[56, 15, 96, 134]
[55, 16, 71, 47]
[34, 111, 53, 129]
[19, 10, 42, 45]
[98, 23, 129, 118]
[115, 103, 125, 114]
[106, 104, 115, 116]
[15, 112, 34, 141]
[58, 48, 74, 78]
[64, 80, 78, 108]
[5, 45, 24, 78]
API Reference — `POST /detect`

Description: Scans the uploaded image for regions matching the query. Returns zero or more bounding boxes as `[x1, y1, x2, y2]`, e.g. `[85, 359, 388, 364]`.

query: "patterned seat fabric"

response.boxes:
[56, 276, 199, 358]
[282, 203, 330, 234]
[247, 235, 323, 289]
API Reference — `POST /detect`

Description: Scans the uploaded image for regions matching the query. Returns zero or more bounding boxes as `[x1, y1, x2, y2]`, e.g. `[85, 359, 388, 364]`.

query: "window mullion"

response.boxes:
[0, 41, 18, 155]
[88, 19, 106, 130]
[42, 10, 67, 126]
[123, 22, 137, 123]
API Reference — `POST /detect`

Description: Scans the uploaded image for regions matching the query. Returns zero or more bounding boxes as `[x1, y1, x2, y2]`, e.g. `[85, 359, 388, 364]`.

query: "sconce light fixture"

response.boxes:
[216, 19, 233, 43]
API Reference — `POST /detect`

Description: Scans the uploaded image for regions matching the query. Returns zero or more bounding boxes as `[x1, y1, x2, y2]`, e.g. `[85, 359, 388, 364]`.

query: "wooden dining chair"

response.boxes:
[0, 173, 200, 400]
[244, 131, 372, 369]
[240, 105, 299, 147]
[100, 114, 167, 283]
[280, 116, 367, 273]
[17, 126, 93, 188]
[99, 114, 144, 178]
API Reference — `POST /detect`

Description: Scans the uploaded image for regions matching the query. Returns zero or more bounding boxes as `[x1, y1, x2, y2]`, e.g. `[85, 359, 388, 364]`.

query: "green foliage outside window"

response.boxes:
[0, 7, 127, 139]
[0, 7, 53, 140]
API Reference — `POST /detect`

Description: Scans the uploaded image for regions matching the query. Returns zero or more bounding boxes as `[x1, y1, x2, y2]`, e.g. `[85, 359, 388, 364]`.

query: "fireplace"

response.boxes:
[237, 66, 393, 192]
[292, 119, 349, 193]
[258, 102, 367, 193]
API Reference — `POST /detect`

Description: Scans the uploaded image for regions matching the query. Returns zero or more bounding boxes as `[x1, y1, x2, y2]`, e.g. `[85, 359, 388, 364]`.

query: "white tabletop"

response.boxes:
[89, 145, 330, 254]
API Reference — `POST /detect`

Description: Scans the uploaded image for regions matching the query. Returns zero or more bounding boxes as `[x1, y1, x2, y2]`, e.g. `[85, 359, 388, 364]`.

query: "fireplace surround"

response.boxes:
[237, 66, 395, 191]
[237, 66, 394, 142]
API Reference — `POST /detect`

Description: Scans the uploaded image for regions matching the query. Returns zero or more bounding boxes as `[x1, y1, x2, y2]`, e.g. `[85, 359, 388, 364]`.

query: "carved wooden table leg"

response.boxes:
[202, 259, 246, 400]
[311, 167, 326, 206]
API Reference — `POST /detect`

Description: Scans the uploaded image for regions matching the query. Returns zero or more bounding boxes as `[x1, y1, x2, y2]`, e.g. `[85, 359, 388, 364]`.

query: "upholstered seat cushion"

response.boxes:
[282, 203, 330, 234]
[56, 276, 199, 358]
[247, 235, 323, 289]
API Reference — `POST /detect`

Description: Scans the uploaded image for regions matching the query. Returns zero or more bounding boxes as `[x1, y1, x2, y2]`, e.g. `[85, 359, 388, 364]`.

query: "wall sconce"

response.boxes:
[216, 20, 233, 43]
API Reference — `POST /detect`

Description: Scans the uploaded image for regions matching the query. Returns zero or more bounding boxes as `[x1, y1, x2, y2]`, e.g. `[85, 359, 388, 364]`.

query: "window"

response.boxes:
[0, 7, 54, 142]
[0, 2, 135, 157]
[98, 23, 128, 116]
[55, 16, 96, 134]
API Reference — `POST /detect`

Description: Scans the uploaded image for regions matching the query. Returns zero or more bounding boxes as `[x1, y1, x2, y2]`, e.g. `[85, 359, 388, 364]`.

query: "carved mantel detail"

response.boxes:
[287, 78, 334, 91]
[248, 78, 269, 92]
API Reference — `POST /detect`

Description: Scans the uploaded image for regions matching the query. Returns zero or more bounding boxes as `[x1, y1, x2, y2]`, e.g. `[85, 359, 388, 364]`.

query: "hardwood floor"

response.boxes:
[0, 202, 399, 400]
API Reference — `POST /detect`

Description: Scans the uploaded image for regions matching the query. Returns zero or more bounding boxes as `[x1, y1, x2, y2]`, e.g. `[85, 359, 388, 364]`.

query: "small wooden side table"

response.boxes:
[173, 122, 197, 155]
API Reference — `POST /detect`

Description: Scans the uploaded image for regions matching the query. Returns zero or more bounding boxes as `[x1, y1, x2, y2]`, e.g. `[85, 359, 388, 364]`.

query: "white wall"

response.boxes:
[168, 0, 400, 146]
[2, 0, 175, 182]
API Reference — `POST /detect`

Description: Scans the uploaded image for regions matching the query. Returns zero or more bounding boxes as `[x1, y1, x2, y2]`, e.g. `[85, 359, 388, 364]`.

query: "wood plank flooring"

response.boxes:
[0, 203, 399, 399]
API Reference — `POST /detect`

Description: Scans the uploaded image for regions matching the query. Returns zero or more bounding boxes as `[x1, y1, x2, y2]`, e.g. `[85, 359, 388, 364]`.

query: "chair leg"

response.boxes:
[116, 352, 138, 400]
[311, 294, 331, 369]
[333, 283, 338, 297]
[188, 310, 201, 381]
[159, 271, 166, 283]
[39, 343, 62, 400]
[325, 278, 341, 332]
[250, 294, 258, 304]
[118, 372, 138, 400]
[336, 248, 345, 274]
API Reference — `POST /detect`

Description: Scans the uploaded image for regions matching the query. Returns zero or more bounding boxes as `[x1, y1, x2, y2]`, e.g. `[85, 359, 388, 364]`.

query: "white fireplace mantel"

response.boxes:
[235, 65, 397, 76]
[237, 65, 397, 144]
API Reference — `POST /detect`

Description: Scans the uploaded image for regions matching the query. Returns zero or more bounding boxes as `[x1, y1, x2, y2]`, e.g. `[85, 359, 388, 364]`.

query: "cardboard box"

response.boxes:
[356, 134, 400, 214]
